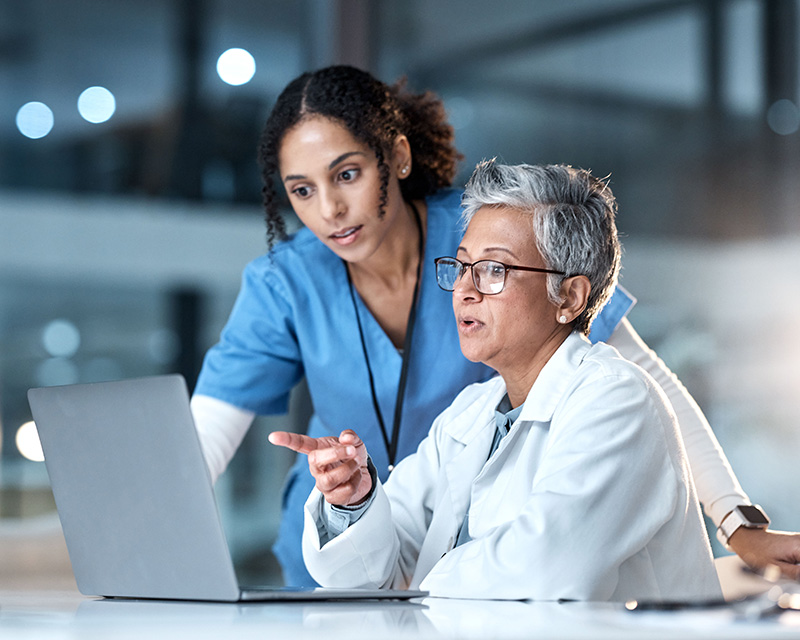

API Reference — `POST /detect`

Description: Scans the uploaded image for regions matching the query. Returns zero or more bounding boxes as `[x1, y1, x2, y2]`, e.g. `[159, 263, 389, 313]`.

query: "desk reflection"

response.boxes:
[72, 596, 629, 639]
[76, 597, 432, 638]
[1, 591, 797, 640]
[74, 596, 611, 638]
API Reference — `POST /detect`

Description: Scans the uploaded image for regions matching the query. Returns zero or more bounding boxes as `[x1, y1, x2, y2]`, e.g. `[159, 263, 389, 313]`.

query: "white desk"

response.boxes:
[3, 588, 800, 640]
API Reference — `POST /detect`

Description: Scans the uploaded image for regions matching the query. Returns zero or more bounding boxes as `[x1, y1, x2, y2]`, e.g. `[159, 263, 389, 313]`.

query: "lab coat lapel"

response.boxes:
[443, 415, 496, 534]
[442, 380, 507, 532]
[412, 387, 501, 585]
[414, 337, 590, 587]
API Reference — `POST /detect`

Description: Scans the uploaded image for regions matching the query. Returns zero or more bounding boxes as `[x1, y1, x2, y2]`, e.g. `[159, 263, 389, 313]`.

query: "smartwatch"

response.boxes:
[716, 504, 770, 548]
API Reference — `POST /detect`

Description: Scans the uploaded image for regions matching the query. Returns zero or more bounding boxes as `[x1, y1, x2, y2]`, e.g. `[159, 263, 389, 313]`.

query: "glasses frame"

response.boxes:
[434, 256, 566, 295]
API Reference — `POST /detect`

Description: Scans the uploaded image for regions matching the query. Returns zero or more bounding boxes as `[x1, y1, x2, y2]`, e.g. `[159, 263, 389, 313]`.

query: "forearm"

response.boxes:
[607, 318, 748, 525]
[190, 394, 255, 484]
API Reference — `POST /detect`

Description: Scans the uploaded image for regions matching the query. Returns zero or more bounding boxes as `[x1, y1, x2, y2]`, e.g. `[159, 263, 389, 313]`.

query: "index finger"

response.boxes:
[268, 431, 326, 454]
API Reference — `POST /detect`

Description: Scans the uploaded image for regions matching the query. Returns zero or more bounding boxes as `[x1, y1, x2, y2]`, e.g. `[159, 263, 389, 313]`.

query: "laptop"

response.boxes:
[28, 374, 426, 602]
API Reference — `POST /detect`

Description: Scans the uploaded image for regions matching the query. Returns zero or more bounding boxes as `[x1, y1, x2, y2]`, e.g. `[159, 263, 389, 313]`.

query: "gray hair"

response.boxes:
[461, 159, 621, 335]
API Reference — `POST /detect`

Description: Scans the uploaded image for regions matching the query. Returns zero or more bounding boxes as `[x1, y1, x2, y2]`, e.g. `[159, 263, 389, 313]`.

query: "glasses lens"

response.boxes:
[474, 261, 506, 294]
[435, 258, 462, 291]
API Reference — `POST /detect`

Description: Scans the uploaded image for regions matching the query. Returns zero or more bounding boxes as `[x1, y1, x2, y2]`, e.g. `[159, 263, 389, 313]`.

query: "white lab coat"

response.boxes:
[303, 333, 722, 602]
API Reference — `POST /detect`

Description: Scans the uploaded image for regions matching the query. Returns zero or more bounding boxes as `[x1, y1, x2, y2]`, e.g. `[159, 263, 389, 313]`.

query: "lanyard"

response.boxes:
[345, 202, 423, 473]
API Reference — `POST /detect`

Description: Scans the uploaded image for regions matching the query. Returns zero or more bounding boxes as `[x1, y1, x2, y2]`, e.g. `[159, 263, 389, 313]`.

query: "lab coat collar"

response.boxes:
[517, 332, 592, 423]
[440, 332, 591, 446]
[441, 377, 507, 447]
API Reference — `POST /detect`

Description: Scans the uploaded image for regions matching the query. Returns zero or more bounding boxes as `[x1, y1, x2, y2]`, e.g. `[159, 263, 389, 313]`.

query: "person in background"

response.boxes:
[270, 161, 722, 601]
[190, 65, 800, 586]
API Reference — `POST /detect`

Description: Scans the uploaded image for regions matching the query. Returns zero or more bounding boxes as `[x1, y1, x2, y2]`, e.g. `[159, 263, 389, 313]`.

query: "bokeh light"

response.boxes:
[42, 319, 81, 358]
[16, 101, 55, 139]
[766, 99, 800, 135]
[16, 421, 45, 462]
[78, 86, 116, 123]
[216, 48, 256, 86]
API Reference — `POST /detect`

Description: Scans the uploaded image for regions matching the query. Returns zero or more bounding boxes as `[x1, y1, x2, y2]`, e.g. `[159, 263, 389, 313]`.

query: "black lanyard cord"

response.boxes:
[345, 201, 424, 472]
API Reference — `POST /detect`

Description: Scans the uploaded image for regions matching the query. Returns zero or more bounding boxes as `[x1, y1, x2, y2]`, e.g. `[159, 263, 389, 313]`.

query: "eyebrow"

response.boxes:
[457, 245, 519, 260]
[283, 151, 367, 183]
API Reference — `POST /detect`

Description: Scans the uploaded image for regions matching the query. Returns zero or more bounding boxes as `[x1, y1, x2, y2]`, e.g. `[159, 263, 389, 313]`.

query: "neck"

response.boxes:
[499, 328, 572, 408]
[348, 200, 423, 288]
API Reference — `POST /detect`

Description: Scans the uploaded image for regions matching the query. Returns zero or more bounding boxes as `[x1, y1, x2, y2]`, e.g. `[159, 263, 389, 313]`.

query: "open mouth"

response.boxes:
[459, 316, 482, 330]
[330, 226, 361, 240]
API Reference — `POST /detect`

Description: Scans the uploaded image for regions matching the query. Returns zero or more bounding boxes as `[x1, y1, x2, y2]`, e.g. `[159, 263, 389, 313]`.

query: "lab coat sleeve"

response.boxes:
[302, 482, 400, 588]
[301, 416, 444, 589]
[420, 369, 684, 601]
[606, 317, 747, 526]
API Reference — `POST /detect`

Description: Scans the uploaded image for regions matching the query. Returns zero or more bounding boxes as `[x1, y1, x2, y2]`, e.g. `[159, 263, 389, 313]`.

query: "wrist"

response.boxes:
[716, 504, 770, 550]
[335, 456, 377, 509]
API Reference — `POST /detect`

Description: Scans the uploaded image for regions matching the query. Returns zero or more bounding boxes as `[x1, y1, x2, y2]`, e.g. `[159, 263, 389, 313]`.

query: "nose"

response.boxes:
[320, 187, 344, 222]
[453, 264, 480, 301]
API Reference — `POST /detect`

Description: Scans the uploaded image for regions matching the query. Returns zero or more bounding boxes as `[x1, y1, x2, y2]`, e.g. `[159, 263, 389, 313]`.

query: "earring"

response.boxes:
[559, 315, 567, 324]
[401, 166, 409, 175]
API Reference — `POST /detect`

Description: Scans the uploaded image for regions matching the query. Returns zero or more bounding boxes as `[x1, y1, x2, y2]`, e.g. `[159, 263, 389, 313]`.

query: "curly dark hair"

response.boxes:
[257, 65, 462, 247]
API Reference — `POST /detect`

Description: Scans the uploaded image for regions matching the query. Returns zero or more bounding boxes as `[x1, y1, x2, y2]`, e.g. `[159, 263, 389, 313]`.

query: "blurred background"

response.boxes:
[1, 0, 799, 589]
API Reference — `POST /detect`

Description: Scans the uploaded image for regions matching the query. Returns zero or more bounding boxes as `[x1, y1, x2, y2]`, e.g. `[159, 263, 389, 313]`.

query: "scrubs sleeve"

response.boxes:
[606, 317, 749, 525]
[194, 259, 305, 416]
[588, 284, 636, 344]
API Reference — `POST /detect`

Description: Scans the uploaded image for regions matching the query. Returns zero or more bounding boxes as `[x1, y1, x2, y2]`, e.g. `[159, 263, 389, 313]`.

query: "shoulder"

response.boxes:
[425, 189, 464, 218]
[567, 340, 686, 472]
[252, 226, 329, 270]
[567, 340, 675, 430]
[242, 227, 336, 290]
[424, 189, 466, 251]
[537, 339, 680, 466]
[232, 228, 345, 324]
[538, 335, 666, 414]
[579, 341, 658, 394]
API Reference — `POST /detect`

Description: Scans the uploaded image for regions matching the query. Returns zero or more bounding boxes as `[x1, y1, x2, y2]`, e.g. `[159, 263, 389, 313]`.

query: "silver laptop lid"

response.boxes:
[28, 375, 242, 601]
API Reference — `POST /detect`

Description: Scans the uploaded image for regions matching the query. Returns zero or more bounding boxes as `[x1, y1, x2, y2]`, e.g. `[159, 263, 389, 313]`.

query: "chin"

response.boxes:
[328, 239, 373, 264]
[457, 340, 486, 365]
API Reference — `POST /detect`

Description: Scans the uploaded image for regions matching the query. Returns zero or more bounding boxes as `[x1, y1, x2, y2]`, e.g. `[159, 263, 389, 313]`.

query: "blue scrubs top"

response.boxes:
[194, 189, 635, 586]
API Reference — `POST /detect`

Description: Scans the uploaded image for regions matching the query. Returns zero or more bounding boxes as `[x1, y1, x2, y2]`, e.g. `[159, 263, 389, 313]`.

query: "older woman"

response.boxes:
[269, 161, 721, 601]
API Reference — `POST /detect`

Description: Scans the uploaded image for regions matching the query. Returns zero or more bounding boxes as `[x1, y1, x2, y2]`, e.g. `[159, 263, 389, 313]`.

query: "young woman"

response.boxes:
[191, 65, 800, 586]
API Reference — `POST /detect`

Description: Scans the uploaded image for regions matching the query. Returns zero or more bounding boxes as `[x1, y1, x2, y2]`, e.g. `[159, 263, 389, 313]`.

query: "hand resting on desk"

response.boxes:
[729, 528, 800, 580]
[269, 429, 373, 507]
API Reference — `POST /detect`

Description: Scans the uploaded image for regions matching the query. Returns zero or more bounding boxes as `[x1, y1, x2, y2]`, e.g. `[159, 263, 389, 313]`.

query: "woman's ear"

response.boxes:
[556, 276, 591, 324]
[392, 135, 412, 179]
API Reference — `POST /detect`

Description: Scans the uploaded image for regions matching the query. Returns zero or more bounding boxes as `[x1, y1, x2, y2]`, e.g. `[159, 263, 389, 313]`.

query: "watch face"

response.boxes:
[738, 505, 769, 525]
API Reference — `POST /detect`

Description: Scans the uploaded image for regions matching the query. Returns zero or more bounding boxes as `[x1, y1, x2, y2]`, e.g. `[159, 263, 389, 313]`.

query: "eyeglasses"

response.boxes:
[434, 256, 565, 295]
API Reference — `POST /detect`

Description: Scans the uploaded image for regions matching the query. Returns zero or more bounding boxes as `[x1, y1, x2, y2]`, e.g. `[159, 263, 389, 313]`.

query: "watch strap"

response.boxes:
[716, 504, 770, 548]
